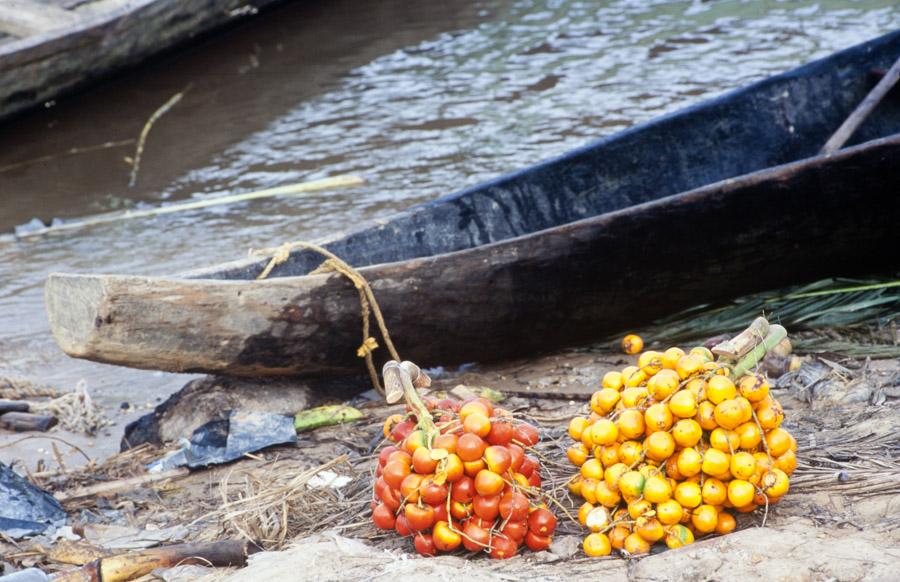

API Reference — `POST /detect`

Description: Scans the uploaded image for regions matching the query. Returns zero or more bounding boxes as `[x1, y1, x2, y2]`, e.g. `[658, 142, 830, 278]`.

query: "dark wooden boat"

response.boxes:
[0, 0, 285, 121]
[45, 31, 900, 377]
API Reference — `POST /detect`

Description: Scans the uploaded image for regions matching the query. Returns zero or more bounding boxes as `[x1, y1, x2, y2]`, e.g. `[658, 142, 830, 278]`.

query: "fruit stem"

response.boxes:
[731, 325, 788, 378]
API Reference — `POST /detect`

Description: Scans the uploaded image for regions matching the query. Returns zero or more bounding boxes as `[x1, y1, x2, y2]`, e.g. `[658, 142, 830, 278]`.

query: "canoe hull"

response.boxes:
[185, 29, 900, 283]
[45, 136, 900, 376]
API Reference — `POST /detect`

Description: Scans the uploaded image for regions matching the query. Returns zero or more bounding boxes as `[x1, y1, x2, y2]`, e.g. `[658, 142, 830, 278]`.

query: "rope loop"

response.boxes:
[251, 241, 400, 396]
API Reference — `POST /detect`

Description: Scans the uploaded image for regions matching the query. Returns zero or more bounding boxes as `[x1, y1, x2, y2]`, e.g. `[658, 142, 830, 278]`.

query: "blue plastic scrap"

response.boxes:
[0, 463, 66, 539]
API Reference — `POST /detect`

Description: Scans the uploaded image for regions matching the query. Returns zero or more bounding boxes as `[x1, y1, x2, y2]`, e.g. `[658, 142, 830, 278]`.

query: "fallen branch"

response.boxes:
[16, 175, 364, 238]
[54, 468, 190, 503]
[48, 540, 258, 582]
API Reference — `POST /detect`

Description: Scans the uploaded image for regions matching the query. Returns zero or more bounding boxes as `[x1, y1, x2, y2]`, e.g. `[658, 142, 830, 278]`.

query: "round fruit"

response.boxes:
[525, 531, 552, 551]
[473, 494, 500, 521]
[591, 388, 621, 414]
[645, 403, 674, 433]
[701, 478, 727, 506]
[583, 533, 612, 557]
[638, 350, 664, 375]
[674, 481, 702, 508]
[457, 434, 487, 462]
[462, 520, 490, 552]
[645, 431, 675, 462]
[665, 524, 694, 549]
[617, 410, 645, 440]
[624, 532, 651, 555]
[474, 470, 505, 497]
[601, 372, 625, 390]
[766, 428, 793, 457]
[499, 491, 529, 522]
[432, 520, 461, 551]
[714, 399, 744, 430]
[675, 354, 703, 379]
[701, 448, 729, 476]
[676, 447, 703, 477]
[691, 504, 719, 534]
[412, 447, 438, 474]
[567, 443, 589, 466]
[617, 471, 645, 500]
[463, 413, 492, 437]
[672, 419, 703, 448]
[727, 479, 755, 507]
[621, 334, 644, 355]
[669, 390, 699, 418]
[730, 452, 757, 480]
[414, 533, 436, 556]
[483, 445, 512, 475]
[529, 507, 558, 536]
[706, 376, 737, 404]
[738, 374, 769, 402]
[372, 503, 395, 529]
[405, 503, 436, 531]
[568, 417, 589, 441]
[590, 419, 619, 446]
[656, 499, 684, 525]
[715, 511, 737, 535]
[489, 536, 518, 559]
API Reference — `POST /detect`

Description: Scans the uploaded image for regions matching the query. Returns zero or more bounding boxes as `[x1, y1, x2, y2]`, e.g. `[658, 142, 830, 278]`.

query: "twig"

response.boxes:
[0, 139, 135, 174]
[0, 434, 93, 464]
[55, 467, 190, 503]
[129, 87, 189, 187]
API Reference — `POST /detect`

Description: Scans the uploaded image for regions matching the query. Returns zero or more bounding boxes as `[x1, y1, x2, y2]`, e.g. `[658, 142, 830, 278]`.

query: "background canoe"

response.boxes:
[45, 135, 900, 376]
[0, 0, 286, 122]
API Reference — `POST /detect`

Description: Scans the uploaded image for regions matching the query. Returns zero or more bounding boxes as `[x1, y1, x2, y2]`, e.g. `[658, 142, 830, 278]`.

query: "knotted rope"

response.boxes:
[251, 241, 400, 395]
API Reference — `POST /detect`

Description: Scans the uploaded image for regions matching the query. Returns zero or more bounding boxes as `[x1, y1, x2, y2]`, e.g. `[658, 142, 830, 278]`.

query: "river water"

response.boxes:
[0, 0, 898, 458]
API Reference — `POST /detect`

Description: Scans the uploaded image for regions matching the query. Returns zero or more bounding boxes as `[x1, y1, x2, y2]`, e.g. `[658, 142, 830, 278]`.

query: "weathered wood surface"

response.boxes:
[0, 0, 288, 121]
[45, 135, 900, 377]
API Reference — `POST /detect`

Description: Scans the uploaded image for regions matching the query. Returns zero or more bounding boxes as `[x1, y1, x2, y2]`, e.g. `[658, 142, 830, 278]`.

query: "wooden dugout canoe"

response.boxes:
[0, 0, 286, 122]
[46, 31, 900, 377]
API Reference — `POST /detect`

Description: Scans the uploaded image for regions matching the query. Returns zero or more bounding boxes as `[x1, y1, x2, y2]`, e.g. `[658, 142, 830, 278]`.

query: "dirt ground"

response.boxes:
[2, 341, 899, 581]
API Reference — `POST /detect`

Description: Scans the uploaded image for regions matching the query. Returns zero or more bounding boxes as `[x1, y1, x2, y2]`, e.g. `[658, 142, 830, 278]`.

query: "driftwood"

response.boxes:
[0, 411, 58, 432]
[45, 135, 900, 377]
[0, 399, 30, 413]
[48, 540, 257, 582]
[821, 55, 900, 154]
[54, 468, 189, 503]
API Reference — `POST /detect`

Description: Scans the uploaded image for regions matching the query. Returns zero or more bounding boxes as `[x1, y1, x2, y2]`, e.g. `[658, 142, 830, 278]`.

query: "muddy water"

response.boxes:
[0, 0, 898, 460]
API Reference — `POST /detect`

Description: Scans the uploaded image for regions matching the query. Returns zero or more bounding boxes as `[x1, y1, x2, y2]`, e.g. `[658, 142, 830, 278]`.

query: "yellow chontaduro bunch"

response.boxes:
[570, 333, 796, 557]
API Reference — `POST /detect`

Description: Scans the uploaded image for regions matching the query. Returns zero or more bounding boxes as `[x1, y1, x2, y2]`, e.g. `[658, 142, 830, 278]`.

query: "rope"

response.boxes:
[0, 377, 62, 400]
[251, 241, 401, 395]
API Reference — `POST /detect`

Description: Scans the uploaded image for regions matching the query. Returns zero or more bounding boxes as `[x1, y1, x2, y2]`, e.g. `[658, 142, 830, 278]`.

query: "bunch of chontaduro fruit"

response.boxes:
[567, 344, 797, 557]
[372, 396, 557, 558]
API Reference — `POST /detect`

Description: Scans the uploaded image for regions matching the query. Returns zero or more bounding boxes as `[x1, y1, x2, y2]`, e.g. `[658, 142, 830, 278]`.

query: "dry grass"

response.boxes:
[206, 455, 367, 549]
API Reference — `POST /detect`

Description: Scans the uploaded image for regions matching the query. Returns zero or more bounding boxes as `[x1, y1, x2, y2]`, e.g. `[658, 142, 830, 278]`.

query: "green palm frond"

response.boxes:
[637, 278, 899, 357]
